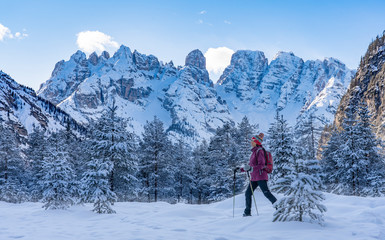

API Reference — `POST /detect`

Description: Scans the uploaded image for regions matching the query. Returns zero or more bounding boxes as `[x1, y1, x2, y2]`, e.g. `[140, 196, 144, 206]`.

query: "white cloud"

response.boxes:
[0, 24, 28, 41]
[0, 23, 13, 41]
[199, 10, 207, 15]
[14, 32, 28, 39]
[204, 47, 235, 83]
[76, 30, 119, 54]
[224, 20, 231, 25]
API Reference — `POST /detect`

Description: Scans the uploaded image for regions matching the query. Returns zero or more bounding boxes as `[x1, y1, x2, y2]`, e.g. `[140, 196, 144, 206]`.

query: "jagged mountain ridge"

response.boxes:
[216, 50, 355, 131]
[334, 32, 385, 140]
[37, 46, 355, 143]
[38, 46, 232, 142]
[0, 71, 83, 143]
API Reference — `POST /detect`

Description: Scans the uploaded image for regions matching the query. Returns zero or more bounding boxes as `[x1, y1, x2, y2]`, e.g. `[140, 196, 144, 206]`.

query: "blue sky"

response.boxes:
[1, 0, 385, 90]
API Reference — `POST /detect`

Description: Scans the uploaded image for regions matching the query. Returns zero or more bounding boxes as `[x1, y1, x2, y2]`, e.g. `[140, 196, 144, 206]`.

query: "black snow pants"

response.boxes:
[244, 180, 277, 215]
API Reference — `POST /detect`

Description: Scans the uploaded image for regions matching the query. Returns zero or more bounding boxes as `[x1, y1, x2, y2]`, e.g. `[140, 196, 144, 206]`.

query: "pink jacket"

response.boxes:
[249, 146, 268, 181]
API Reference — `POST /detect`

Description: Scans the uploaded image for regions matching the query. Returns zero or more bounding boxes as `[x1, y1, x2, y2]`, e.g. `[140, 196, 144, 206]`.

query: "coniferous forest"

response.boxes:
[1, 93, 385, 225]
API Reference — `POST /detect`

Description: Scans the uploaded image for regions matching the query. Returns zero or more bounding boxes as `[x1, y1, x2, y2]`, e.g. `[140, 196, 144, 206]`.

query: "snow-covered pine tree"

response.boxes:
[266, 110, 280, 148]
[207, 122, 236, 202]
[235, 116, 257, 163]
[233, 116, 257, 192]
[171, 138, 194, 203]
[110, 114, 139, 201]
[273, 157, 327, 225]
[25, 126, 47, 201]
[337, 90, 364, 196]
[80, 118, 117, 214]
[81, 154, 117, 214]
[328, 89, 385, 196]
[296, 113, 323, 161]
[0, 123, 26, 203]
[273, 116, 327, 225]
[191, 140, 211, 204]
[295, 114, 323, 177]
[320, 126, 344, 192]
[356, 101, 385, 196]
[267, 111, 295, 186]
[41, 130, 76, 210]
[138, 116, 174, 202]
[88, 101, 139, 200]
[63, 120, 84, 187]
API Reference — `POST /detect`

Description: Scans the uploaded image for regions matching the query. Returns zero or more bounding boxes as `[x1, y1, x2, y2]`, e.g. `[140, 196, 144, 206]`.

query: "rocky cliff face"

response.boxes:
[38, 45, 355, 144]
[216, 50, 355, 131]
[38, 46, 231, 142]
[0, 71, 82, 143]
[163, 49, 230, 140]
[217, 50, 268, 101]
[38, 50, 110, 105]
[334, 32, 385, 140]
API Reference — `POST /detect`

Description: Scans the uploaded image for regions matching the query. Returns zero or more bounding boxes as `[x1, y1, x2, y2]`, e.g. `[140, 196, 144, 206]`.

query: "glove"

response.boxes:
[240, 165, 252, 172]
[243, 165, 251, 172]
[234, 167, 240, 173]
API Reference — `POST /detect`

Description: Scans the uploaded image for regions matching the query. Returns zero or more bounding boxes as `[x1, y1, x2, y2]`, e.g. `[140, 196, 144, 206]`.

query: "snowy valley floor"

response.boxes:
[1, 192, 385, 240]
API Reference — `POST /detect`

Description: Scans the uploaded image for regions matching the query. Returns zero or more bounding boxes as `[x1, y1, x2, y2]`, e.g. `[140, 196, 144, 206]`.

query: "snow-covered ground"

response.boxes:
[1, 192, 385, 240]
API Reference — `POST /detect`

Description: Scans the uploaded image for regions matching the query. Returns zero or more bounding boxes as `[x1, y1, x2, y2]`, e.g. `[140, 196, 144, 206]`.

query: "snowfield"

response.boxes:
[1, 192, 384, 240]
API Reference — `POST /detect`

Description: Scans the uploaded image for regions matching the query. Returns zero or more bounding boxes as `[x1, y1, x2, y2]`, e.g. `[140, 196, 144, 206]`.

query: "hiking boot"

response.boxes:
[272, 202, 278, 210]
[243, 213, 252, 217]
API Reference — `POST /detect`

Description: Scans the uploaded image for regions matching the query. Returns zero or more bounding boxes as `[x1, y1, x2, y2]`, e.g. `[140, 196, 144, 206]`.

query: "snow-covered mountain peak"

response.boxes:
[256, 51, 304, 111]
[216, 50, 268, 102]
[270, 51, 303, 69]
[133, 50, 160, 71]
[0, 70, 82, 141]
[114, 45, 132, 56]
[38, 46, 232, 144]
[37, 46, 355, 145]
[70, 50, 87, 63]
[111, 45, 133, 63]
[185, 49, 206, 70]
[229, 50, 268, 72]
[272, 51, 295, 58]
[323, 57, 342, 64]
[321, 57, 350, 77]
[216, 49, 354, 132]
[87, 51, 111, 66]
[0, 70, 28, 92]
[181, 49, 212, 86]
[87, 52, 102, 66]
[100, 51, 110, 60]
[88, 51, 111, 67]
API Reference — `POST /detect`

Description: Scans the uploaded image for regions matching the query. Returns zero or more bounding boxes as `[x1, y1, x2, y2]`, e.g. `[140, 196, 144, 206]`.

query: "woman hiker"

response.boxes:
[240, 133, 277, 217]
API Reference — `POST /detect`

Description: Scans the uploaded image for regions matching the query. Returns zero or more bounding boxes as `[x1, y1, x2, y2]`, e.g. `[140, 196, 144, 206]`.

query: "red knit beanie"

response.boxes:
[252, 133, 264, 145]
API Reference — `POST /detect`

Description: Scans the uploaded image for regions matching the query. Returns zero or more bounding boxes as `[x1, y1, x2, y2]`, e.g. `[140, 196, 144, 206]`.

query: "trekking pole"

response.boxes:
[247, 171, 259, 216]
[233, 168, 237, 218]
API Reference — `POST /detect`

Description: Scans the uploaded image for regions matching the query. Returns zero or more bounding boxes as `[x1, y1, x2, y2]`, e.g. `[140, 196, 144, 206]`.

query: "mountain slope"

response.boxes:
[216, 50, 355, 132]
[334, 32, 385, 140]
[38, 46, 354, 143]
[0, 71, 82, 142]
[38, 46, 231, 142]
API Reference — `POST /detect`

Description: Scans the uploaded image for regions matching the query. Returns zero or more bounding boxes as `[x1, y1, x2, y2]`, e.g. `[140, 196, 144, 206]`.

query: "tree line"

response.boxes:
[1, 96, 384, 223]
[0, 102, 257, 213]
